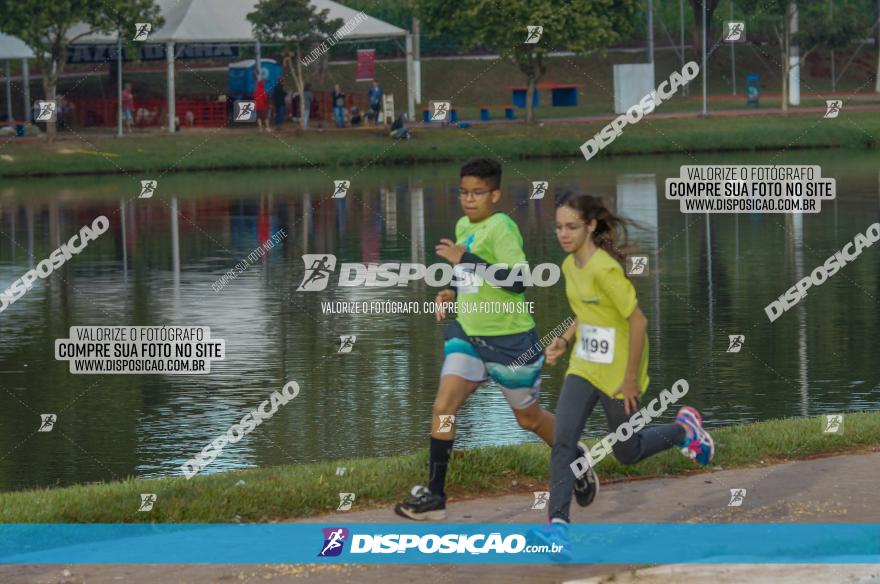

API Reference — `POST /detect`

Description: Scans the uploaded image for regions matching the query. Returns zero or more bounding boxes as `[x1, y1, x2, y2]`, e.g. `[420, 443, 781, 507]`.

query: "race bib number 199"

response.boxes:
[576, 324, 615, 364]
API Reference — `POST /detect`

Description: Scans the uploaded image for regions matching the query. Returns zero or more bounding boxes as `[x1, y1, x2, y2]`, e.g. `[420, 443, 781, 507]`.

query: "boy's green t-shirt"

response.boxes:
[453, 212, 535, 337]
[562, 248, 649, 398]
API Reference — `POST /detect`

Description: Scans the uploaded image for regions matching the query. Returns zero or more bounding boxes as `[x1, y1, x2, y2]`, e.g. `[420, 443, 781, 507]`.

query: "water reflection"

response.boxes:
[0, 153, 878, 490]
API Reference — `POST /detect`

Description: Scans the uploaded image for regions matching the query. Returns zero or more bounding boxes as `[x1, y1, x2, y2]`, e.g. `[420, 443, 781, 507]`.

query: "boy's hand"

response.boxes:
[545, 337, 568, 366]
[434, 289, 456, 321]
[435, 239, 466, 264]
[613, 377, 640, 416]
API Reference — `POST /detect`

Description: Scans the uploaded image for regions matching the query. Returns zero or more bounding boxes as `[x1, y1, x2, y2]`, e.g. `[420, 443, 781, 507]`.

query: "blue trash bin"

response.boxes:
[746, 74, 759, 108]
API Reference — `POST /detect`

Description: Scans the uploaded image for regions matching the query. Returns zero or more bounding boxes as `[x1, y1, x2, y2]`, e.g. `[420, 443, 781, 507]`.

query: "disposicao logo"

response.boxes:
[296, 254, 559, 291]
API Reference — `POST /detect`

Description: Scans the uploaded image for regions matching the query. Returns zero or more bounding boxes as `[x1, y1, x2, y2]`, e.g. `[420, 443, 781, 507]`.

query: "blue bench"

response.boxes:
[479, 105, 515, 121]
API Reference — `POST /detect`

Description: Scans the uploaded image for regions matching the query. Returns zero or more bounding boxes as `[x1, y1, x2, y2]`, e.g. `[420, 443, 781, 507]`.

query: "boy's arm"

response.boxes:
[461, 224, 528, 293]
[459, 251, 525, 293]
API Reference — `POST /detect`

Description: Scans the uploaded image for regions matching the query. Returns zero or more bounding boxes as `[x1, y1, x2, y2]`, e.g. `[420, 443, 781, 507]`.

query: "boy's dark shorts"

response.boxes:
[440, 320, 544, 410]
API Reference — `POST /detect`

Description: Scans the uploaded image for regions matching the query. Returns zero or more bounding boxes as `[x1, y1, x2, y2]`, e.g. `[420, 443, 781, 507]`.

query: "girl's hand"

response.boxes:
[614, 377, 640, 416]
[435, 239, 466, 264]
[545, 337, 569, 366]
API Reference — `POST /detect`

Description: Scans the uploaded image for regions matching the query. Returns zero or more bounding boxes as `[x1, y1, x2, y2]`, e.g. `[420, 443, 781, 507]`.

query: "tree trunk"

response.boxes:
[39, 59, 59, 142]
[525, 74, 536, 124]
[781, 22, 789, 115]
[295, 49, 306, 129]
[284, 48, 307, 130]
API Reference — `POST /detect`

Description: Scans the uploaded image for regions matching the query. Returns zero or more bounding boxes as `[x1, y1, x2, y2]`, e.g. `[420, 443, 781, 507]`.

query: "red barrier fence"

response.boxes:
[66, 91, 371, 129]
[66, 98, 227, 128]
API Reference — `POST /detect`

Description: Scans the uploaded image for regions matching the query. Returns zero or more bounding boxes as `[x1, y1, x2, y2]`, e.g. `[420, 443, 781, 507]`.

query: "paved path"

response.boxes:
[2, 450, 878, 584]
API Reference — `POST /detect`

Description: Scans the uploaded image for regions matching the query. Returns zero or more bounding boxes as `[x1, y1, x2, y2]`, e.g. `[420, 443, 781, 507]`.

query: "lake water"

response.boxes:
[0, 150, 878, 491]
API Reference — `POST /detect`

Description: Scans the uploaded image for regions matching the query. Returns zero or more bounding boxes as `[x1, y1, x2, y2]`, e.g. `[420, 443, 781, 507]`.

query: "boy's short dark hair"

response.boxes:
[460, 158, 502, 191]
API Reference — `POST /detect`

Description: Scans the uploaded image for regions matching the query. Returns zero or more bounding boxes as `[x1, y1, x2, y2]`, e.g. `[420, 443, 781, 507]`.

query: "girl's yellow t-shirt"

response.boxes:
[562, 248, 649, 398]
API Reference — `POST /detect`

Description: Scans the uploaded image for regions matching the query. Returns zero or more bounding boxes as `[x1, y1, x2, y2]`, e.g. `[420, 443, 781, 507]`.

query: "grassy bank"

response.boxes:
[1, 412, 878, 523]
[2, 110, 879, 179]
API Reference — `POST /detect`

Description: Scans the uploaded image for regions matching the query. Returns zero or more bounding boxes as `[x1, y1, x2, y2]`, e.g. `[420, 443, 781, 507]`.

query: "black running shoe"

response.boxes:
[394, 486, 447, 521]
[573, 441, 599, 507]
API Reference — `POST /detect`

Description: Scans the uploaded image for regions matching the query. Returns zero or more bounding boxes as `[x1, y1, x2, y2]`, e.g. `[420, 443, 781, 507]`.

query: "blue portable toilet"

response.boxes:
[746, 74, 759, 108]
[228, 58, 282, 99]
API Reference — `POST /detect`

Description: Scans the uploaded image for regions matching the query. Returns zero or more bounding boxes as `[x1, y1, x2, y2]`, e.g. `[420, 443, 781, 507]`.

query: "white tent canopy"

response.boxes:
[67, 0, 413, 132]
[69, 0, 406, 42]
[1, 33, 34, 122]
[0, 33, 35, 59]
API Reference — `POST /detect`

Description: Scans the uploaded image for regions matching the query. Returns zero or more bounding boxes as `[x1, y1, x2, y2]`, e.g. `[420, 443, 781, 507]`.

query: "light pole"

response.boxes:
[702, 0, 708, 115]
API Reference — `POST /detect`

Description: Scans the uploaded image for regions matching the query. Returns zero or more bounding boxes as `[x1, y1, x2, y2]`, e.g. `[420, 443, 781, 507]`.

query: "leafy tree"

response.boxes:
[249, 0, 343, 129]
[0, 0, 162, 140]
[738, 0, 867, 112]
[415, 0, 640, 123]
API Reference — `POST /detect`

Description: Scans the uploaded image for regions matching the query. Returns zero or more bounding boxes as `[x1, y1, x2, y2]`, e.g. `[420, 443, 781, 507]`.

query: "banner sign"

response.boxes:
[67, 44, 239, 64]
[356, 49, 375, 82]
[2, 523, 879, 564]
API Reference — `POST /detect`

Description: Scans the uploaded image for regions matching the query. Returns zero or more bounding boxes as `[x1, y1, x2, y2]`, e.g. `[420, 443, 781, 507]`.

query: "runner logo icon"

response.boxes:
[726, 335, 745, 353]
[38, 414, 57, 432]
[35, 101, 57, 122]
[319, 527, 349, 557]
[824, 414, 843, 434]
[138, 493, 157, 512]
[338, 492, 355, 511]
[530, 181, 548, 199]
[438, 415, 455, 433]
[139, 180, 157, 199]
[627, 256, 648, 276]
[431, 101, 451, 122]
[332, 180, 350, 199]
[531, 491, 549, 509]
[133, 23, 152, 41]
[297, 254, 337, 291]
[824, 100, 842, 119]
[234, 101, 256, 122]
[525, 26, 543, 44]
[724, 21, 745, 42]
[728, 488, 747, 507]
[338, 335, 356, 353]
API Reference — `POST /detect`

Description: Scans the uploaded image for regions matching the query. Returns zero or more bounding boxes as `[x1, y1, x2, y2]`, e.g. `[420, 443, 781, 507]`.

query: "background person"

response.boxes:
[302, 84, 314, 128]
[253, 67, 270, 132]
[368, 80, 383, 125]
[273, 78, 286, 127]
[121, 83, 135, 133]
[332, 84, 346, 128]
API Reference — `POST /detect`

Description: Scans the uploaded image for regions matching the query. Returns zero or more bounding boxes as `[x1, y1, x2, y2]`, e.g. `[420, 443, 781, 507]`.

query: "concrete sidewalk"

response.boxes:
[2, 450, 878, 584]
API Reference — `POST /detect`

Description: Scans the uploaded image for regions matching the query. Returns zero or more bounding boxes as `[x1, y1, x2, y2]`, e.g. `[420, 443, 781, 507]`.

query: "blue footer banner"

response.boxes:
[1, 524, 879, 564]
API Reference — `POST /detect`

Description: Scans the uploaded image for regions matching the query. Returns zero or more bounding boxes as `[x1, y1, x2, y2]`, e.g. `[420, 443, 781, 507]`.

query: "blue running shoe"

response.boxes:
[676, 406, 714, 465]
[528, 520, 572, 562]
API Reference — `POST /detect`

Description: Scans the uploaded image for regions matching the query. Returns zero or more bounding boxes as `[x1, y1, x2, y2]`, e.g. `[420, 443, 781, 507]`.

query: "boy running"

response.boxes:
[394, 158, 596, 520]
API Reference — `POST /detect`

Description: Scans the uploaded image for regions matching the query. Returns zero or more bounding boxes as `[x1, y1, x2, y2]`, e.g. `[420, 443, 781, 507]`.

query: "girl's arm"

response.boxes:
[625, 306, 647, 379]
[618, 306, 647, 414]
[545, 318, 578, 366]
[560, 318, 578, 346]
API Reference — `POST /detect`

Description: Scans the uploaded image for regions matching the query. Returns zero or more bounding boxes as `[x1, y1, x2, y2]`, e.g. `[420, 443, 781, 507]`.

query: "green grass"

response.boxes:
[3, 110, 879, 179]
[0, 412, 878, 523]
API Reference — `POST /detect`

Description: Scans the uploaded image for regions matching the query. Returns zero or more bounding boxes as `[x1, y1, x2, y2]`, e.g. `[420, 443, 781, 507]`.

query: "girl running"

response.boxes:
[536, 192, 714, 556]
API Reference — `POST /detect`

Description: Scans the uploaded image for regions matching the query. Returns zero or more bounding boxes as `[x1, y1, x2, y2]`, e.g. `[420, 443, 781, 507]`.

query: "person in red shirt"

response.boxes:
[253, 67, 270, 132]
